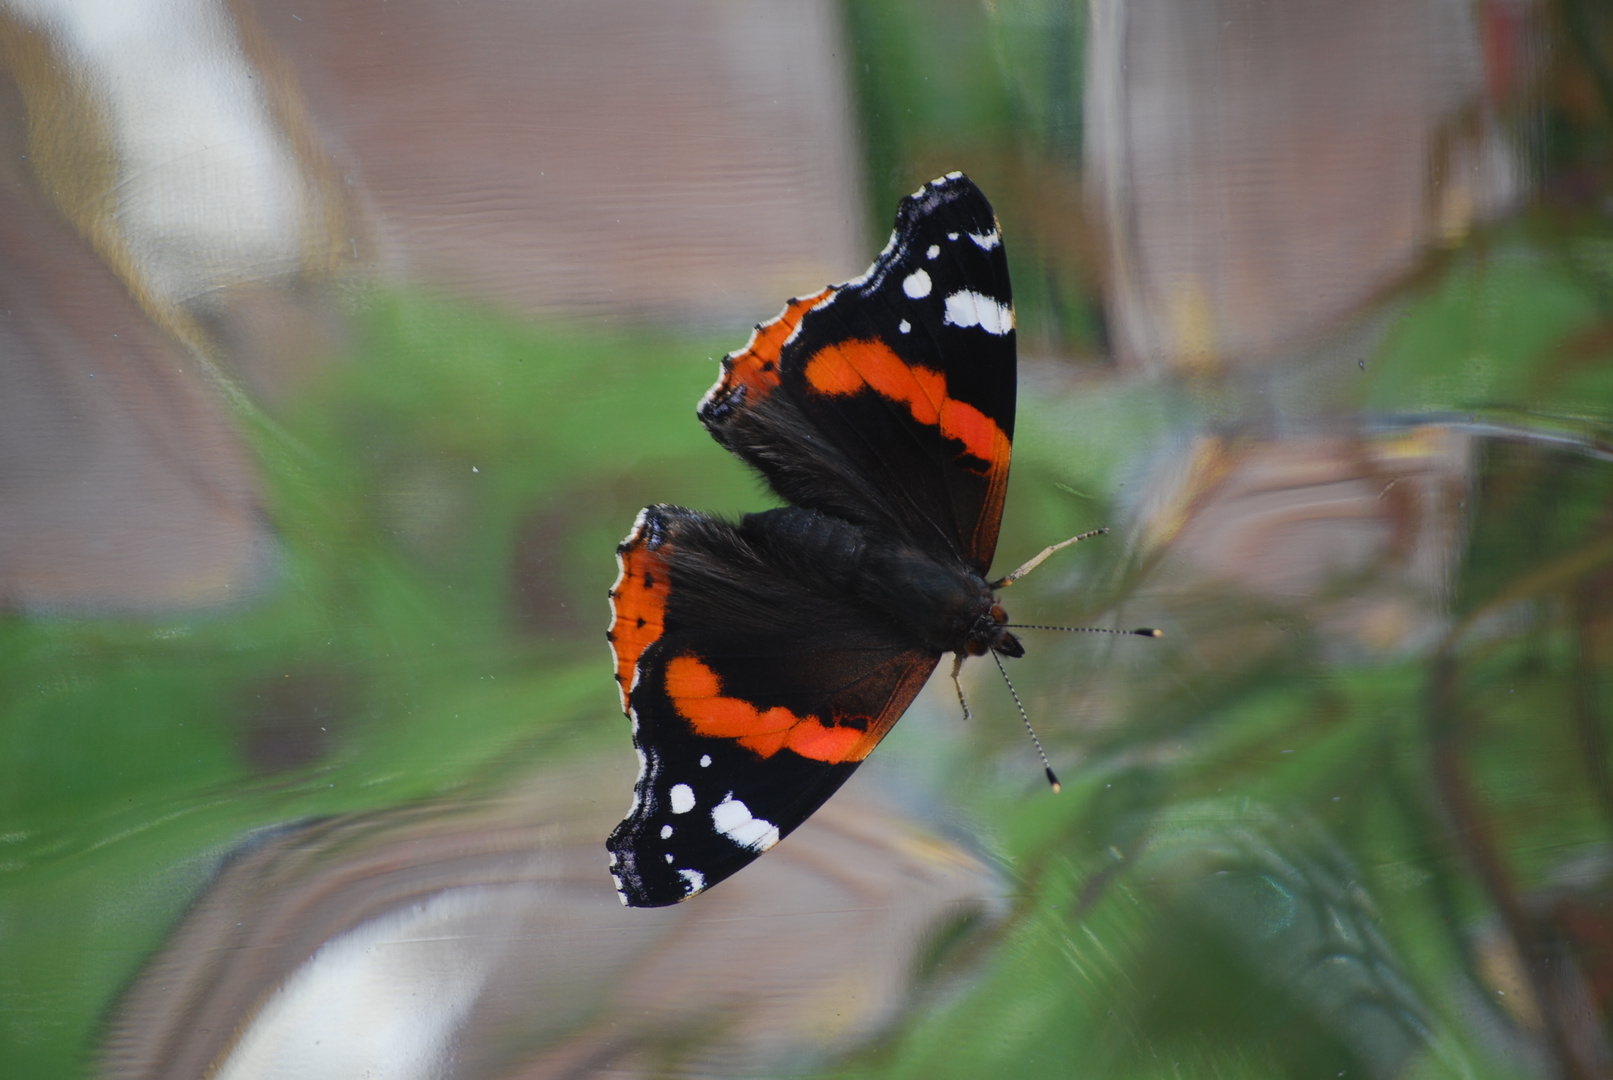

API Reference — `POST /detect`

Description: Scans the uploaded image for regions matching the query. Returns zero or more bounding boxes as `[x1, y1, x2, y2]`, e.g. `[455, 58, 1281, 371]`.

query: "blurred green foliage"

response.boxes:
[0, 297, 748, 1078]
[9, 3, 1613, 1078]
[824, 3, 1613, 1078]
[845, 0, 1102, 357]
[831, 269, 1613, 1079]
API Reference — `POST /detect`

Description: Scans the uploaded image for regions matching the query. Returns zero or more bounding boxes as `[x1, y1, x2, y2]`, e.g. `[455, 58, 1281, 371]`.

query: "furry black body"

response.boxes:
[741, 507, 1023, 659]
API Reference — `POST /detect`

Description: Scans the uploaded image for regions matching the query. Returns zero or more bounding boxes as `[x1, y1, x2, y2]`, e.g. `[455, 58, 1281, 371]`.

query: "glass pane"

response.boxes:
[3, 2, 1611, 1078]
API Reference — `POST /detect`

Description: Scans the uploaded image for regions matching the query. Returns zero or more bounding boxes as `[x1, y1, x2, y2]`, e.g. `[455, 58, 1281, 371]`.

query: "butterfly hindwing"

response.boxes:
[698, 173, 1015, 576]
[606, 505, 939, 907]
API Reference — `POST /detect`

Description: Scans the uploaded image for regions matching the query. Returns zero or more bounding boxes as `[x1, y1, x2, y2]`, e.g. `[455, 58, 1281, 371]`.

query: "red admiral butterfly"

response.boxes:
[607, 173, 1032, 907]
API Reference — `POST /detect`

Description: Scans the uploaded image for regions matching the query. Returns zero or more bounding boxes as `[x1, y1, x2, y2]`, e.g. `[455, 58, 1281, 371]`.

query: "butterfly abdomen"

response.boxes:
[853, 545, 991, 655]
[739, 507, 867, 592]
[739, 506, 1012, 659]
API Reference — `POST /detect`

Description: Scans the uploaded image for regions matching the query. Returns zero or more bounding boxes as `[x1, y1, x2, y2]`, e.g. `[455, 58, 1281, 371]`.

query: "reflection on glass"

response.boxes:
[1, 1, 1612, 1078]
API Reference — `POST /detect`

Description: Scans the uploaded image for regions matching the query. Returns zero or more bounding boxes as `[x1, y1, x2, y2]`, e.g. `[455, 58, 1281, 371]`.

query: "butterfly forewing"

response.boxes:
[699, 173, 1015, 575]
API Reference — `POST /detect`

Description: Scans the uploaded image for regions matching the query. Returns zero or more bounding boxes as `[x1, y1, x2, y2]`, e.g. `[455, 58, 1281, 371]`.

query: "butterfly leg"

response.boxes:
[950, 652, 972, 721]
[992, 528, 1107, 588]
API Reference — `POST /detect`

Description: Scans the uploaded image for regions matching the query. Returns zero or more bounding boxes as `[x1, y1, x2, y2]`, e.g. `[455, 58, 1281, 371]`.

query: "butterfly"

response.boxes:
[607, 173, 1029, 907]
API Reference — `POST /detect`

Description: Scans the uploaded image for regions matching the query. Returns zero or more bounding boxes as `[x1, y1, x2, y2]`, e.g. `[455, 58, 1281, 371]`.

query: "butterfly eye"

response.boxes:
[990, 603, 1008, 624]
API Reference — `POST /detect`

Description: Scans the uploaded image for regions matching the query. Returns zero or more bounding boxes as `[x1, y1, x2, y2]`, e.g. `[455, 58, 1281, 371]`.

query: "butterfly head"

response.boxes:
[965, 600, 1023, 658]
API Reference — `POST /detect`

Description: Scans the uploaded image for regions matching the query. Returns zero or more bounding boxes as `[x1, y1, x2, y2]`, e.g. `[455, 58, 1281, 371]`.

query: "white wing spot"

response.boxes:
[712, 794, 781, 852]
[903, 269, 932, 299]
[945, 170, 963, 179]
[678, 868, 706, 894]
[943, 290, 1014, 336]
[926, 244, 939, 260]
[898, 319, 911, 334]
[968, 229, 1001, 250]
[664, 853, 674, 863]
[699, 754, 712, 768]
[669, 783, 696, 814]
[947, 231, 959, 241]
[660, 824, 673, 839]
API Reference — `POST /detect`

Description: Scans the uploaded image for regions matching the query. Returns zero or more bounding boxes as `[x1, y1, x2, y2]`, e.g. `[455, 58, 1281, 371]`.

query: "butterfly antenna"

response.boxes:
[991, 528, 1107, 589]
[992, 650, 1060, 792]
[950, 653, 972, 721]
[1008, 624, 1163, 638]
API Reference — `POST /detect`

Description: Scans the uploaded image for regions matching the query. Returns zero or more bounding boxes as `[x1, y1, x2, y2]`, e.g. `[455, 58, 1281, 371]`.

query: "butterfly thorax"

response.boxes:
[741, 507, 1023, 659]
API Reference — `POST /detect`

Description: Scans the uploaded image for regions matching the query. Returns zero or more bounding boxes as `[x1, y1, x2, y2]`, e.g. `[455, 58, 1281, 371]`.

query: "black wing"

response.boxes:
[697, 172, 1016, 576]
[606, 505, 937, 907]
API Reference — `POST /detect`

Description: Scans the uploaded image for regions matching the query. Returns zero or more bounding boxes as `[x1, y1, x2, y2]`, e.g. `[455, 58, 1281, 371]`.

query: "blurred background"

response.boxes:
[2, 0, 1613, 1077]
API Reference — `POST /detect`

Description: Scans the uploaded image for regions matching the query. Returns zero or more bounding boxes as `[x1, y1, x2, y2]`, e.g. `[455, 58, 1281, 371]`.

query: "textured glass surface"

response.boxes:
[3, 2, 1613, 1078]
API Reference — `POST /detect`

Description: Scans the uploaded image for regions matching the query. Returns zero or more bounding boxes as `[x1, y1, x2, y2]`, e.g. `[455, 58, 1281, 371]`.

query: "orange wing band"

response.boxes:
[802, 339, 1010, 472]
[666, 654, 886, 764]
